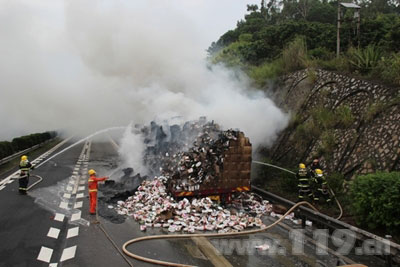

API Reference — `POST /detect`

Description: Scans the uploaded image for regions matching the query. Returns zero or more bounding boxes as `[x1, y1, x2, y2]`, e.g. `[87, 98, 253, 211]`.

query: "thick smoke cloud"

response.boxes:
[0, 0, 288, 150]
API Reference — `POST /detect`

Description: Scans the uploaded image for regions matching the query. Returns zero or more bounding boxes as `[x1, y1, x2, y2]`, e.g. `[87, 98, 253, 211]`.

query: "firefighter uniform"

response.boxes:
[19, 155, 34, 195]
[88, 169, 108, 214]
[313, 169, 331, 203]
[296, 163, 313, 201]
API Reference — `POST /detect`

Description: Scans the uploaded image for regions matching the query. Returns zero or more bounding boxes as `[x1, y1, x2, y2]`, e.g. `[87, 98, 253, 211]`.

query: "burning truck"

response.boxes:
[141, 118, 252, 203]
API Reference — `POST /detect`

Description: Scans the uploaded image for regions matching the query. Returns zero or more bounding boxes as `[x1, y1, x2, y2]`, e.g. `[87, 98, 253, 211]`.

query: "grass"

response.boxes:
[365, 95, 400, 122]
[0, 138, 62, 176]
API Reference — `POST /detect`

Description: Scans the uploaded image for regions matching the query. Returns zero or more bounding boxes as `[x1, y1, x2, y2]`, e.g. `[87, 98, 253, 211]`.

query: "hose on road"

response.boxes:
[122, 201, 319, 267]
[12, 174, 43, 191]
[252, 161, 343, 220]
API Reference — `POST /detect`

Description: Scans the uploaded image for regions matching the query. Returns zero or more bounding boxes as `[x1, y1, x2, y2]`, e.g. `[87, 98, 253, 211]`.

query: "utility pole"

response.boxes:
[337, 0, 341, 57]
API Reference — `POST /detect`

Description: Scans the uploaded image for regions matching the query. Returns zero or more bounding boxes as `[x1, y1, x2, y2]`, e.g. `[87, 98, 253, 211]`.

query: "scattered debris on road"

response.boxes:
[116, 177, 272, 233]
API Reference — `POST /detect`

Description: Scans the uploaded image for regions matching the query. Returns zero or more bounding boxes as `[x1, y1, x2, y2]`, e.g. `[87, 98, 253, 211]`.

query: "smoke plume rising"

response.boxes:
[0, 1, 288, 157]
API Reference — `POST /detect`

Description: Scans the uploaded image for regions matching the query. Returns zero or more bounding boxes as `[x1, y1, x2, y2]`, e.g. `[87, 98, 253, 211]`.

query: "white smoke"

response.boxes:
[0, 0, 288, 165]
[118, 124, 147, 175]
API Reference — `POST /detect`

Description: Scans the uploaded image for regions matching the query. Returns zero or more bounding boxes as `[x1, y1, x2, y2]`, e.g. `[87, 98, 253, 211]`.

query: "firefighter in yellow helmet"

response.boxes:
[313, 169, 331, 203]
[296, 163, 313, 202]
[19, 155, 34, 194]
[88, 169, 108, 214]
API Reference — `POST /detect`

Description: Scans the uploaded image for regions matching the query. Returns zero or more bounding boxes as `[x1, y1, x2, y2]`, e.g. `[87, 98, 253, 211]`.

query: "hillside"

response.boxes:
[209, 1, 400, 236]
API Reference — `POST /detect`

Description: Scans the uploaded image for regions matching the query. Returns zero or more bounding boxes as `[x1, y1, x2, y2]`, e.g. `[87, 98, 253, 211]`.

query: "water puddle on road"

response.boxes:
[29, 177, 90, 226]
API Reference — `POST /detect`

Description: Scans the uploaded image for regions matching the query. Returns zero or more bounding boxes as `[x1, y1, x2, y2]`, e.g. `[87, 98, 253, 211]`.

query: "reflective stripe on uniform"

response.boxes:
[88, 179, 94, 182]
[89, 189, 97, 192]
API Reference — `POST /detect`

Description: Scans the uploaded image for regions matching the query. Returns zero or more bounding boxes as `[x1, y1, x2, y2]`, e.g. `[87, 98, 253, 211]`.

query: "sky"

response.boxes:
[0, 0, 287, 150]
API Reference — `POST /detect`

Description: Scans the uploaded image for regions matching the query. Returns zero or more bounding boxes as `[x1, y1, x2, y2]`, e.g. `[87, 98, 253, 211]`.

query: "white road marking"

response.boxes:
[6, 180, 14, 184]
[49, 263, 58, 267]
[74, 201, 83, 209]
[72, 171, 78, 175]
[71, 211, 81, 221]
[80, 180, 86, 185]
[66, 227, 79, 238]
[54, 213, 65, 222]
[59, 201, 69, 209]
[47, 227, 60, 239]
[66, 186, 73, 192]
[60, 246, 77, 262]
[0, 185, 5, 191]
[37, 246, 53, 263]
[63, 193, 71, 199]
[78, 186, 85, 191]
[76, 193, 84, 199]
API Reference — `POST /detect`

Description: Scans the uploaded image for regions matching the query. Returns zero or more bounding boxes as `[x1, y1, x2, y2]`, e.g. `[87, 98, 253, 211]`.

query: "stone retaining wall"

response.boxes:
[267, 69, 400, 178]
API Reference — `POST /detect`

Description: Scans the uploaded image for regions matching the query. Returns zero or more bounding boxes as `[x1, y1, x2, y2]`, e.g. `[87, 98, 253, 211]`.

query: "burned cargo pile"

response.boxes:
[116, 177, 273, 233]
[166, 129, 251, 193]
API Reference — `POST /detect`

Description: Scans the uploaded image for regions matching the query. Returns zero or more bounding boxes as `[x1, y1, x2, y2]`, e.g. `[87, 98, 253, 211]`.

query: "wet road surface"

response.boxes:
[0, 138, 389, 267]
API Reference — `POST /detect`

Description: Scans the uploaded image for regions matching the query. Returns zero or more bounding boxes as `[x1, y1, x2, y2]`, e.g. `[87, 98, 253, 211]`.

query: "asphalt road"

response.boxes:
[0, 138, 387, 267]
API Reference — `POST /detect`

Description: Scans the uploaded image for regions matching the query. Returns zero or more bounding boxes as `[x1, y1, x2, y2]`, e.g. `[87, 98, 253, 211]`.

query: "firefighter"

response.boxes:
[313, 169, 331, 203]
[18, 155, 34, 195]
[88, 169, 108, 215]
[310, 158, 322, 175]
[296, 163, 313, 202]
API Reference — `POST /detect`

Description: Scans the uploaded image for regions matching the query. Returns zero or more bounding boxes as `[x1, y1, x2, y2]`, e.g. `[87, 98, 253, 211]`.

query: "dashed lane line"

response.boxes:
[66, 227, 79, 239]
[71, 211, 81, 222]
[59, 201, 69, 210]
[47, 227, 61, 239]
[37, 246, 53, 263]
[60, 246, 77, 262]
[54, 213, 65, 222]
[74, 201, 83, 209]
[76, 193, 84, 199]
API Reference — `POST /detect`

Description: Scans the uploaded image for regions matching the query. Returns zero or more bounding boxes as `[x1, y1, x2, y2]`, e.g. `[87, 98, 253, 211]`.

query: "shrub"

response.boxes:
[335, 105, 355, 128]
[309, 47, 335, 61]
[327, 172, 345, 195]
[282, 36, 308, 73]
[375, 52, 400, 86]
[317, 131, 336, 159]
[0, 141, 15, 159]
[348, 45, 383, 74]
[350, 172, 400, 234]
[248, 60, 283, 86]
[317, 56, 349, 72]
[312, 107, 336, 130]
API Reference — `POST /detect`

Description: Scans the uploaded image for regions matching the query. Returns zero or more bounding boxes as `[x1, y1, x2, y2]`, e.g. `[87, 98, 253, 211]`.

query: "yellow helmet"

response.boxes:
[21, 155, 28, 161]
[316, 169, 323, 175]
[88, 169, 96, 175]
[299, 163, 306, 169]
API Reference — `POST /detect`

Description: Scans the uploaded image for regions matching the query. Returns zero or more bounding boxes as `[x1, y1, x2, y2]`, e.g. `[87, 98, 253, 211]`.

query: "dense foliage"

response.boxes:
[0, 131, 57, 159]
[350, 172, 400, 234]
[209, 0, 400, 86]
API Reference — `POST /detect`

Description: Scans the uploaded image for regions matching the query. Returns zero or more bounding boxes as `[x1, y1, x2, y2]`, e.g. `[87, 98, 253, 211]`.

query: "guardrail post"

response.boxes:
[385, 235, 392, 267]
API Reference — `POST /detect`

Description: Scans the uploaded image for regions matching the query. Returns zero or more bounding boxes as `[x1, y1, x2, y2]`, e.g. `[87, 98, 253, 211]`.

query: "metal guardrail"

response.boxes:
[252, 186, 400, 265]
[0, 139, 53, 166]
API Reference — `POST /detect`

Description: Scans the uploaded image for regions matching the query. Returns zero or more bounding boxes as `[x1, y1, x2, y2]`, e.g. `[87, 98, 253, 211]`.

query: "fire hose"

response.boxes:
[122, 201, 319, 267]
[252, 161, 343, 220]
[12, 174, 43, 191]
